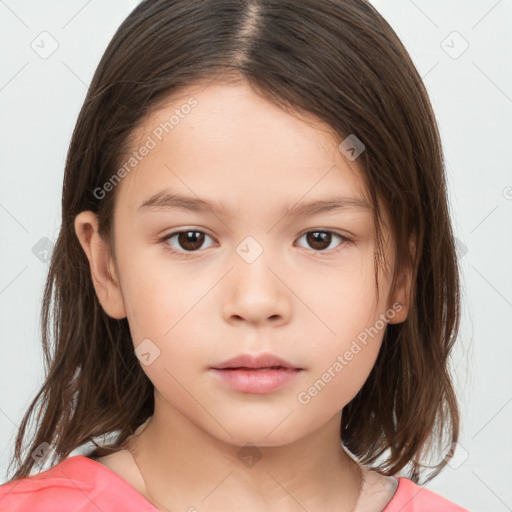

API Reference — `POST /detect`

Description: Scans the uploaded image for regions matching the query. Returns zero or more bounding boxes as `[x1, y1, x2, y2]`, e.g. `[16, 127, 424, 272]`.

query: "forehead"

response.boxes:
[115, 81, 371, 217]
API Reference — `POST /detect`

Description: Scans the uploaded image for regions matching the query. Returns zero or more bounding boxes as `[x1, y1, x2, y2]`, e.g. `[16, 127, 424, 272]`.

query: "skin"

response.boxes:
[75, 80, 412, 512]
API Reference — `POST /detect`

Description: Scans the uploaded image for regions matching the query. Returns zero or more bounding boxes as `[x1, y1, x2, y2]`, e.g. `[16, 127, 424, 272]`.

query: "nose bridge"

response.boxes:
[221, 234, 291, 325]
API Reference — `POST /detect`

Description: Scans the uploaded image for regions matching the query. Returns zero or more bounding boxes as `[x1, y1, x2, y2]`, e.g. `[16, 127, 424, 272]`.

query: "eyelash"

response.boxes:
[158, 229, 351, 258]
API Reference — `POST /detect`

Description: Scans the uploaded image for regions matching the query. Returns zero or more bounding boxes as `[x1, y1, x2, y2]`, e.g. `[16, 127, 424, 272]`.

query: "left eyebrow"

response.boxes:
[137, 190, 373, 218]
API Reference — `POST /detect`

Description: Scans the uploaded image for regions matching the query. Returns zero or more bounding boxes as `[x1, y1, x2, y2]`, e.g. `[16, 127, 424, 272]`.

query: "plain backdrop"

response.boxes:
[0, 1, 511, 511]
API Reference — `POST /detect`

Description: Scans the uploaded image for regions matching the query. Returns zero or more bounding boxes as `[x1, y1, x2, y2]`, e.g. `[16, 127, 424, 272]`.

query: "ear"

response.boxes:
[74, 211, 127, 319]
[387, 235, 416, 325]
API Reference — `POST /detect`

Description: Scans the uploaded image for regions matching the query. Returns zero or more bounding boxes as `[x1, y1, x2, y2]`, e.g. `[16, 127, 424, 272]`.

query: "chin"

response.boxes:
[204, 419, 310, 450]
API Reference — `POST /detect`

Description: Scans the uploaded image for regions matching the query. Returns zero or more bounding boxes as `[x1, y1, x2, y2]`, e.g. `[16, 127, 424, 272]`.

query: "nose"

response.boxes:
[221, 253, 292, 327]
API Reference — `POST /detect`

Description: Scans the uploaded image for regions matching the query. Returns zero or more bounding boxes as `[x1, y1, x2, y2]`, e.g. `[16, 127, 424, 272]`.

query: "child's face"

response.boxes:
[89, 80, 408, 446]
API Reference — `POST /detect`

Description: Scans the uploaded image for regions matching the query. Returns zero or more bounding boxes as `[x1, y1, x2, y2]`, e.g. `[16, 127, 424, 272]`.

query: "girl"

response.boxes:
[0, 0, 470, 510]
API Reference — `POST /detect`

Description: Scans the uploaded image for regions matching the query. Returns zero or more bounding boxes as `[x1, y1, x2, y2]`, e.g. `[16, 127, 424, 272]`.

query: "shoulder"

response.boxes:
[384, 477, 471, 512]
[0, 455, 155, 512]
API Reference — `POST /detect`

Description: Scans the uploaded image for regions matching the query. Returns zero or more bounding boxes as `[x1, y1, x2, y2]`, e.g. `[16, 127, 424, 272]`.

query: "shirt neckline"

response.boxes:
[73, 455, 160, 510]
[72, 454, 404, 511]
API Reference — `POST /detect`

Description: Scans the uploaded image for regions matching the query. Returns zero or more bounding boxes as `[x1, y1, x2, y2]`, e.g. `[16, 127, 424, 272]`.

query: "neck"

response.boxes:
[124, 396, 364, 512]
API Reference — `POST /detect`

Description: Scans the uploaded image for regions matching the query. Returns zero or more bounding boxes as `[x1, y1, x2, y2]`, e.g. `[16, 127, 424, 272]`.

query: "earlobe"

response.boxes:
[387, 276, 411, 324]
[74, 211, 127, 319]
[387, 282, 410, 324]
[387, 236, 416, 325]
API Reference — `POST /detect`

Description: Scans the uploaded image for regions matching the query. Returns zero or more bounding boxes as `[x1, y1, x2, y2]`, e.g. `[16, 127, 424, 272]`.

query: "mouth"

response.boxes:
[211, 353, 302, 371]
[210, 353, 303, 394]
[215, 365, 294, 371]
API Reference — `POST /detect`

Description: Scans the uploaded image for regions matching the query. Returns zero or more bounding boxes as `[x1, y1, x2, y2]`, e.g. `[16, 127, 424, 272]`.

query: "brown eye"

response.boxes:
[296, 230, 346, 252]
[162, 230, 214, 253]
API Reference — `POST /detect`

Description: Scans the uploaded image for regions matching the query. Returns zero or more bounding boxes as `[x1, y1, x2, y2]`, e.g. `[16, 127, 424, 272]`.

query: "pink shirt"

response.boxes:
[0, 455, 470, 511]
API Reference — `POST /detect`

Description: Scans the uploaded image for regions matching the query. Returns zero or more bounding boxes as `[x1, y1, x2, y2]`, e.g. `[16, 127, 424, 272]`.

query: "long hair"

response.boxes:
[5, 0, 461, 485]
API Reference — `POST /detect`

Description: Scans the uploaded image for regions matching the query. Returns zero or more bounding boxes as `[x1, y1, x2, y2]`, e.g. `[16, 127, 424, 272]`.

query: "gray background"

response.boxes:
[1, 1, 511, 511]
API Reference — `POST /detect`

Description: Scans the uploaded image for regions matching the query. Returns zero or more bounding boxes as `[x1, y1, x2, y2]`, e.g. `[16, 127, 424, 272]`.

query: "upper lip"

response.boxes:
[211, 353, 302, 370]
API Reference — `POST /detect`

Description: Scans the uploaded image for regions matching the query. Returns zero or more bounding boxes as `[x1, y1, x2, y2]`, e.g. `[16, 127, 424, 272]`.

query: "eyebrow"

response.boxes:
[137, 190, 372, 218]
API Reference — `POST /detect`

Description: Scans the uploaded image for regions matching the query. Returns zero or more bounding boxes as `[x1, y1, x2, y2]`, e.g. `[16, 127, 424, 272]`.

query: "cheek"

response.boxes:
[293, 261, 385, 409]
[302, 257, 380, 351]
[296, 327, 384, 416]
[119, 277, 216, 409]
[117, 247, 210, 343]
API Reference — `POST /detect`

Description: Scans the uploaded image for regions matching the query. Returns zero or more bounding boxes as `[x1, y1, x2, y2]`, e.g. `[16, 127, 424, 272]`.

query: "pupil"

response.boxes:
[179, 231, 204, 251]
[307, 231, 330, 250]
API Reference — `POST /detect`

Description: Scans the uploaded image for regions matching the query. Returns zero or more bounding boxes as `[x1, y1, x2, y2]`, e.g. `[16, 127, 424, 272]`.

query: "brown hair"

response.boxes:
[5, 0, 461, 485]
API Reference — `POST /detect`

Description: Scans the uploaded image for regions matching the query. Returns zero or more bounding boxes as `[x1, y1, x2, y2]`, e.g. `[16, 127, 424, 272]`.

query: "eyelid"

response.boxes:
[296, 227, 350, 240]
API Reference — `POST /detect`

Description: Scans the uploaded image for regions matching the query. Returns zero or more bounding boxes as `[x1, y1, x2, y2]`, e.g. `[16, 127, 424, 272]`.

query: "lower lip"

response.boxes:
[210, 368, 302, 394]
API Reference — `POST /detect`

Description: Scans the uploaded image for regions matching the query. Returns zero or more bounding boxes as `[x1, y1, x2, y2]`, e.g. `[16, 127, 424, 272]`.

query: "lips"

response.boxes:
[210, 353, 303, 394]
[211, 353, 301, 370]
